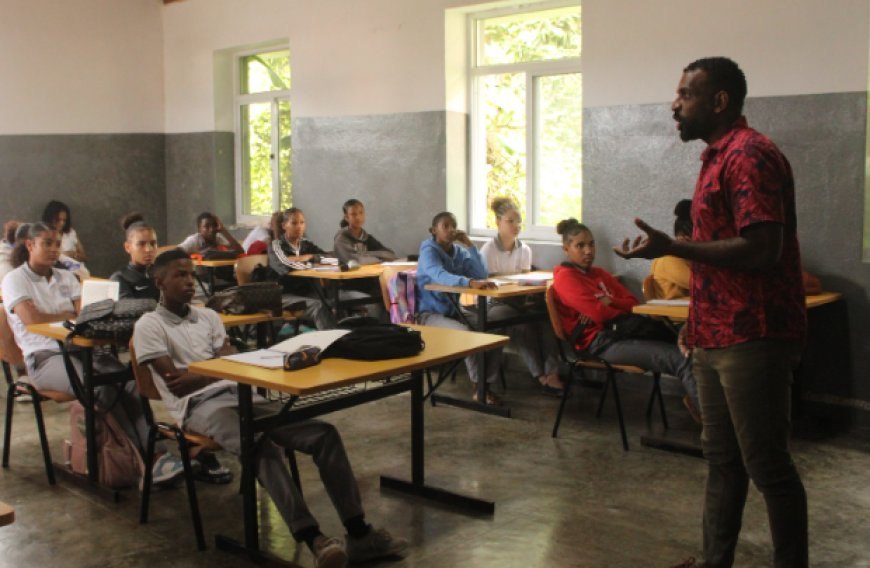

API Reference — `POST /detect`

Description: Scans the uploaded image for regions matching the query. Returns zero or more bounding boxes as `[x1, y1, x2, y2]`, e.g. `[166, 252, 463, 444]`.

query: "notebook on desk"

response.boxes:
[222, 329, 350, 369]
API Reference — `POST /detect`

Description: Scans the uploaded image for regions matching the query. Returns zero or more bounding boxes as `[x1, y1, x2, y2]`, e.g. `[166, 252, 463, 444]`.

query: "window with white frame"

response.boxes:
[235, 48, 292, 224]
[469, 3, 582, 238]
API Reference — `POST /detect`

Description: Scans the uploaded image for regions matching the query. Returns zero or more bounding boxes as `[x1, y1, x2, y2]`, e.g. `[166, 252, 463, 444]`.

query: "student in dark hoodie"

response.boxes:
[110, 213, 160, 301]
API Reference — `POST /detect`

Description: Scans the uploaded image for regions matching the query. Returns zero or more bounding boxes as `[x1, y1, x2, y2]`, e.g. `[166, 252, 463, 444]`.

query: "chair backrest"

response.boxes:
[235, 254, 268, 285]
[378, 265, 405, 313]
[128, 340, 161, 401]
[0, 307, 24, 367]
[544, 285, 568, 342]
[641, 274, 661, 301]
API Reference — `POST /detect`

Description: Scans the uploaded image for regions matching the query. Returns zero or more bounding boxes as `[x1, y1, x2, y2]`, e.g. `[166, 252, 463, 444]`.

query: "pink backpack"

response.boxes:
[387, 270, 417, 324]
[67, 401, 144, 489]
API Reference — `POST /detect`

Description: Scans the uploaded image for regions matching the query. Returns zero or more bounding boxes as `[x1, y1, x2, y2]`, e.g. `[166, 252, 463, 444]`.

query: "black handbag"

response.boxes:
[206, 282, 282, 316]
[64, 298, 157, 343]
[590, 313, 677, 355]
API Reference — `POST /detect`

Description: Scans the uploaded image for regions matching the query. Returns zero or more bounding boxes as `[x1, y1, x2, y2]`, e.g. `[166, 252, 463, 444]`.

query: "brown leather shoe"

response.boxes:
[472, 388, 500, 406]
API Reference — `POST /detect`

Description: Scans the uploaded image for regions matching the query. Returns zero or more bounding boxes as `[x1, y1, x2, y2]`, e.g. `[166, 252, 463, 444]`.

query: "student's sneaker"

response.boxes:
[192, 452, 233, 484]
[346, 527, 409, 563]
[14, 375, 32, 403]
[151, 453, 185, 485]
[311, 535, 348, 568]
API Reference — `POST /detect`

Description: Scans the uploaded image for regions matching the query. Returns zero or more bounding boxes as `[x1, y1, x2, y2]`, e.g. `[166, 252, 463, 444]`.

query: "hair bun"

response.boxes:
[121, 212, 145, 231]
[556, 218, 579, 236]
[674, 199, 692, 219]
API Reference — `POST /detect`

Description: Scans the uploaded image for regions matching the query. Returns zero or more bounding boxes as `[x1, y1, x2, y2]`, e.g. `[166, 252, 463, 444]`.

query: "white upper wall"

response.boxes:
[0, 0, 164, 135]
[162, 0, 869, 131]
[0, 0, 866, 134]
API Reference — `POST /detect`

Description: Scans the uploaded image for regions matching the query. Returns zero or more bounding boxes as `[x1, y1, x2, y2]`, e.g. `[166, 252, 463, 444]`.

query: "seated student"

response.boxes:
[110, 217, 233, 482]
[2, 222, 185, 483]
[333, 199, 397, 265]
[41, 201, 90, 278]
[332, 199, 394, 321]
[268, 207, 336, 330]
[480, 198, 562, 395]
[650, 199, 693, 299]
[42, 200, 87, 262]
[133, 249, 408, 567]
[0, 220, 21, 282]
[110, 213, 160, 301]
[242, 211, 283, 256]
[551, 218, 701, 421]
[178, 212, 243, 287]
[416, 211, 503, 405]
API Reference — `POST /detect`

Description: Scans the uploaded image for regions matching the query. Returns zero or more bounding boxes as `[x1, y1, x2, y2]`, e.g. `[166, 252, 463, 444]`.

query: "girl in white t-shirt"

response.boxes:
[480, 198, 563, 395]
[1, 222, 184, 482]
[42, 200, 86, 262]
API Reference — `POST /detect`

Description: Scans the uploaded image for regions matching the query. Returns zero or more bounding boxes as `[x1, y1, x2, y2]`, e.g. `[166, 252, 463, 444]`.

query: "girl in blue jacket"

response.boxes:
[416, 212, 502, 405]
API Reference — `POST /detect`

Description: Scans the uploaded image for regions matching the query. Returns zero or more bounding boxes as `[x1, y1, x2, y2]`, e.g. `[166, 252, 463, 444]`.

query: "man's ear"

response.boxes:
[712, 90, 730, 115]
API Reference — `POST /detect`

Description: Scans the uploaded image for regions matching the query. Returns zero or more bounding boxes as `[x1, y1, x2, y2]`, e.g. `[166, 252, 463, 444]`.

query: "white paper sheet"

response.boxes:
[220, 330, 351, 369]
[81, 280, 119, 307]
[646, 299, 690, 306]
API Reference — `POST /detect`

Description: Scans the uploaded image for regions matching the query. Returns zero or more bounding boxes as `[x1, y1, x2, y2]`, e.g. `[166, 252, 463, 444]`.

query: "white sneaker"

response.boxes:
[151, 453, 185, 485]
[14, 375, 32, 403]
[346, 527, 409, 563]
[312, 535, 348, 568]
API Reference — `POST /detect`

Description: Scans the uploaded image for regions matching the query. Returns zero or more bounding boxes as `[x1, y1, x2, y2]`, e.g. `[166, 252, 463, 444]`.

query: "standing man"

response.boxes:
[615, 57, 807, 568]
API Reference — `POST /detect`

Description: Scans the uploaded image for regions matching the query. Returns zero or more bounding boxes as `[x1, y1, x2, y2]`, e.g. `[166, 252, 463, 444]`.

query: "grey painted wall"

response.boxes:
[292, 111, 448, 254]
[164, 131, 235, 245]
[0, 134, 166, 277]
[581, 92, 870, 426]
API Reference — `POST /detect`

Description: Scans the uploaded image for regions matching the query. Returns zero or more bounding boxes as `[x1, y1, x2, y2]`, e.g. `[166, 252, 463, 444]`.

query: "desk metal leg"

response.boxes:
[380, 370, 495, 514]
[429, 296, 512, 418]
[208, 268, 216, 297]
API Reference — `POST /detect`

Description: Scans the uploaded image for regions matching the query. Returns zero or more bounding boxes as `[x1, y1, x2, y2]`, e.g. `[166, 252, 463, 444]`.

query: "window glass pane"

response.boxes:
[482, 72, 527, 229]
[241, 102, 273, 216]
[241, 50, 290, 95]
[536, 73, 582, 226]
[478, 7, 581, 66]
[278, 98, 292, 210]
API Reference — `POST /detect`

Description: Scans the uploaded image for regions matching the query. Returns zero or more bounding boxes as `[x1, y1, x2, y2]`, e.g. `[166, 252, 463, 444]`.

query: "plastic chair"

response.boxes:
[544, 285, 668, 450]
[642, 274, 662, 301]
[2, 309, 76, 485]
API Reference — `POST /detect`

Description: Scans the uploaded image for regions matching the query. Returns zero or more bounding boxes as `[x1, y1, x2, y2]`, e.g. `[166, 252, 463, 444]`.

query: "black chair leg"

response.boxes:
[2, 382, 14, 468]
[607, 373, 629, 451]
[653, 374, 668, 430]
[139, 425, 158, 524]
[596, 372, 610, 418]
[30, 387, 56, 484]
[287, 450, 303, 497]
[551, 370, 576, 438]
[176, 432, 206, 551]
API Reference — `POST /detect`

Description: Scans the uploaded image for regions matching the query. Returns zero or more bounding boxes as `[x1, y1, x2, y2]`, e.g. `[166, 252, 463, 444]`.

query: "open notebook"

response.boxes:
[221, 329, 350, 369]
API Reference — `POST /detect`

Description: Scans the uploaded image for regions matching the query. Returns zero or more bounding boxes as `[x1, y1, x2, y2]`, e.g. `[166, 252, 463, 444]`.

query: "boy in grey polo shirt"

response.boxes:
[133, 249, 407, 568]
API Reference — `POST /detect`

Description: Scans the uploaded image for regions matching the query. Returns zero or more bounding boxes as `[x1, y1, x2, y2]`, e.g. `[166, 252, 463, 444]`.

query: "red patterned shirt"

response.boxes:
[686, 117, 806, 349]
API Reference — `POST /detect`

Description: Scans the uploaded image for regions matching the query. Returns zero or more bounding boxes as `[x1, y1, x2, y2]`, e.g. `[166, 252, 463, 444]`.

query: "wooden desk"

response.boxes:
[422, 281, 549, 418]
[632, 291, 844, 456]
[0, 501, 13, 526]
[25, 312, 282, 499]
[287, 262, 416, 318]
[632, 292, 843, 321]
[189, 324, 508, 560]
[191, 258, 239, 297]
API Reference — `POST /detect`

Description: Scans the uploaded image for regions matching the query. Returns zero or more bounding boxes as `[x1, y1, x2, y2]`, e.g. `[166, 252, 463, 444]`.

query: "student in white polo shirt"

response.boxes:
[1, 222, 184, 484]
[133, 249, 408, 568]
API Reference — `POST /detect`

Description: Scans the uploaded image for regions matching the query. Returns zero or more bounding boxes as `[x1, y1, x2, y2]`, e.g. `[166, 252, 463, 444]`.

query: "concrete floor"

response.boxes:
[2, 361, 870, 568]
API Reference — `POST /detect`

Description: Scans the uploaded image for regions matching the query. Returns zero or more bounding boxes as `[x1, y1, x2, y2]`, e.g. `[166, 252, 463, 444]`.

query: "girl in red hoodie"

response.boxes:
[551, 218, 700, 420]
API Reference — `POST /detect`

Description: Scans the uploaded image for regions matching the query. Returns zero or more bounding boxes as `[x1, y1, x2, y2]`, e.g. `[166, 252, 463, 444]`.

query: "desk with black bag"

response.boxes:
[188, 324, 508, 563]
[26, 301, 285, 502]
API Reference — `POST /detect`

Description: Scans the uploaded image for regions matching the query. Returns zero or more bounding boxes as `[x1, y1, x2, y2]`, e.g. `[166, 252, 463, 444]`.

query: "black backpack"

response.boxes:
[322, 324, 424, 360]
[64, 298, 157, 344]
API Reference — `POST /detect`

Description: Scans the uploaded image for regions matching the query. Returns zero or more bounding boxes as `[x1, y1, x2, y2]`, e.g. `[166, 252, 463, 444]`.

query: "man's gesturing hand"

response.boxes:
[613, 218, 674, 260]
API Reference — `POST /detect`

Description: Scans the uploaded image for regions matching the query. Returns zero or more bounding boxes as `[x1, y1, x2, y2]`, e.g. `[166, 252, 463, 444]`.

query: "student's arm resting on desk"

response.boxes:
[268, 239, 312, 272]
[418, 243, 488, 288]
[148, 334, 238, 398]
